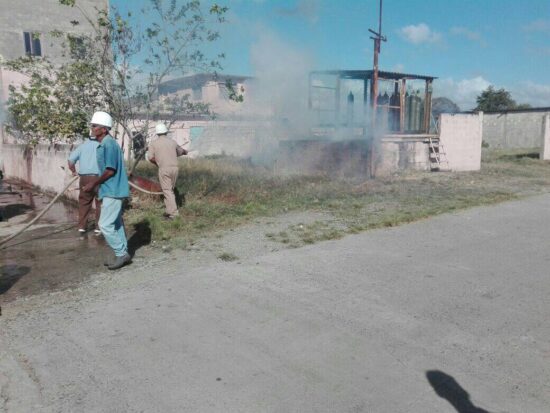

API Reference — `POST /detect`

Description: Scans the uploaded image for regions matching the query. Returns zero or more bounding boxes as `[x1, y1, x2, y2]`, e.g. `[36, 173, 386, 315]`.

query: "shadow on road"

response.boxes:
[426, 370, 491, 413]
[128, 220, 152, 257]
[0, 264, 31, 295]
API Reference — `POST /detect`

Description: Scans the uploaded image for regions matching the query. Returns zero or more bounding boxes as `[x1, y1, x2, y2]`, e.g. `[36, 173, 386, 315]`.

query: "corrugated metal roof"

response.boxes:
[310, 69, 437, 81]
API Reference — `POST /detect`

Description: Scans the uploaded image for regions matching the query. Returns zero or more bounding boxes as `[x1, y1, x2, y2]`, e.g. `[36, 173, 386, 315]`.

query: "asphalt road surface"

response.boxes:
[1, 195, 549, 412]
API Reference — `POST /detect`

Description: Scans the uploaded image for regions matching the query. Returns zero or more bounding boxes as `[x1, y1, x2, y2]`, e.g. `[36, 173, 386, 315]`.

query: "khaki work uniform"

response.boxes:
[148, 136, 186, 217]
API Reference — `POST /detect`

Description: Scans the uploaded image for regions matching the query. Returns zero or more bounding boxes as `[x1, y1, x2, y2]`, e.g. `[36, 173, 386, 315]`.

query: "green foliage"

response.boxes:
[225, 80, 245, 103]
[515, 103, 532, 110]
[5, 57, 100, 142]
[4, 0, 229, 144]
[475, 86, 531, 112]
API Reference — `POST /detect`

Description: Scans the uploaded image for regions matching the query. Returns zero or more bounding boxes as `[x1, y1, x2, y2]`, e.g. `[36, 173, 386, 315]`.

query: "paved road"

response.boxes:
[1, 195, 549, 412]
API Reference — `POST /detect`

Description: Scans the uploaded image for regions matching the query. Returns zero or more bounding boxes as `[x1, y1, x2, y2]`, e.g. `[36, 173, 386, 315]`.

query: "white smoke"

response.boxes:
[242, 29, 315, 136]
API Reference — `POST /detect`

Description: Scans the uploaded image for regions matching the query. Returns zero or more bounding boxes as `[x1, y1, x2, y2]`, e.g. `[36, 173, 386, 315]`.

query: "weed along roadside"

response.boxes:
[125, 149, 550, 250]
[4, 148, 541, 303]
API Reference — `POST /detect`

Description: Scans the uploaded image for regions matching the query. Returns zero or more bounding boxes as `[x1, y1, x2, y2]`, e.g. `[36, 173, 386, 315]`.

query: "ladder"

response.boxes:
[428, 136, 449, 171]
[428, 111, 449, 171]
[430, 110, 439, 134]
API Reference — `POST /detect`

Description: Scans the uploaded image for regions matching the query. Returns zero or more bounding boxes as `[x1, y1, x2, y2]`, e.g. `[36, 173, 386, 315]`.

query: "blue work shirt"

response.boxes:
[96, 135, 130, 200]
[68, 139, 100, 175]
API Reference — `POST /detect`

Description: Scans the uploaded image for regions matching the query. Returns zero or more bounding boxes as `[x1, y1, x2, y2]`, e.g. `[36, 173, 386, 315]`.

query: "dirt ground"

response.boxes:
[0, 180, 109, 302]
[0, 178, 333, 305]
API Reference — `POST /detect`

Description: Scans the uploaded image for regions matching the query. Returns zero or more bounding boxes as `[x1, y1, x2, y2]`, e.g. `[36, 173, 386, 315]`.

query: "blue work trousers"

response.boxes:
[99, 197, 128, 257]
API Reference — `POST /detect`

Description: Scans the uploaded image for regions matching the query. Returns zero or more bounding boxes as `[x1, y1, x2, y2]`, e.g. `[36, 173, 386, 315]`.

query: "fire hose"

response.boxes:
[0, 171, 164, 248]
[128, 180, 163, 195]
[0, 175, 79, 248]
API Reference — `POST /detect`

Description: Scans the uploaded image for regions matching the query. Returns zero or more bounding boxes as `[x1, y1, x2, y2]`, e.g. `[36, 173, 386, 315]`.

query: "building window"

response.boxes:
[23, 32, 42, 56]
[67, 34, 85, 59]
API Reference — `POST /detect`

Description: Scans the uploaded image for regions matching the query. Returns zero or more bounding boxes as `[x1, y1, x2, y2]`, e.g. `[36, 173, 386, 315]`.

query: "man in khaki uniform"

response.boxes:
[147, 123, 188, 219]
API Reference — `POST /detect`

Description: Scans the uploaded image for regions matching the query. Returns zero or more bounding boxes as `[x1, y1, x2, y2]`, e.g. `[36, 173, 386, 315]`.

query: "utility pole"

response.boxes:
[368, 0, 386, 178]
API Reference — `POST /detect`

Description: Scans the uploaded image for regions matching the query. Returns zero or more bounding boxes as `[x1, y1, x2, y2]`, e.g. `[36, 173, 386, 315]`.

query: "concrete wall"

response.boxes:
[189, 121, 281, 159]
[1, 143, 78, 200]
[0, 120, 280, 196]
[377, 138, 429, 176]
[540, 115, 550, 160]
[482, 111, 550, 150]
[122, 120, 283, 163]
[439, 113, 482, 171]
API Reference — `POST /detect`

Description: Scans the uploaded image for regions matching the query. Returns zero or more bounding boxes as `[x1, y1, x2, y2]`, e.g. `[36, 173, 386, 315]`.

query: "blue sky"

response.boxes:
[112, 0, 550, 110]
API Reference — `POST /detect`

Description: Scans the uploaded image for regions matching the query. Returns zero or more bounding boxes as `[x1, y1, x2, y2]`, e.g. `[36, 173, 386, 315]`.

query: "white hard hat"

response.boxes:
[90, 111, 113, 128]
[155, 123, 169, 135]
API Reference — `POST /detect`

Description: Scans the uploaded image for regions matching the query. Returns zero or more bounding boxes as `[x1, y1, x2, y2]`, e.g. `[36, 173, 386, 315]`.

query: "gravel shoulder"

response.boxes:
[1, 196, 549, 412]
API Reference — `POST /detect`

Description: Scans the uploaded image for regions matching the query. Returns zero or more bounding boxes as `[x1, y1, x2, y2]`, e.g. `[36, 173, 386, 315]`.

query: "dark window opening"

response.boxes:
[68, 35, 85, 59]
[23, 32, 42, 56]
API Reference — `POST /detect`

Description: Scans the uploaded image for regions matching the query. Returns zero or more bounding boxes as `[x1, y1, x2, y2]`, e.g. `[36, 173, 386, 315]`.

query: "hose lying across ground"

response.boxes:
[0, 175, 79, 249]
[0, 173, 163, 248]
[128, 180, 163, 195]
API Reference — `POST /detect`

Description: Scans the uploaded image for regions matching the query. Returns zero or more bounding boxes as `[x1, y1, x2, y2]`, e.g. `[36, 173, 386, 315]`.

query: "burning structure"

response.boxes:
[308, 70, 435, 136]
[276, 69, 441, 177]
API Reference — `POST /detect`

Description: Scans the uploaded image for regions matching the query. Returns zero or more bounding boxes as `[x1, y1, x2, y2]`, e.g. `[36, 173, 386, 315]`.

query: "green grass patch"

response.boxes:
[126, 151, 550, 247]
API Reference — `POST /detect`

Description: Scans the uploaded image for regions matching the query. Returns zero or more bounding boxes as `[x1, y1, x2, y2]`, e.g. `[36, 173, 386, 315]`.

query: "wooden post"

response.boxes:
[335, 76, 341, 126]
[424, 79, 433, 133]
[400, 79, 406, 133]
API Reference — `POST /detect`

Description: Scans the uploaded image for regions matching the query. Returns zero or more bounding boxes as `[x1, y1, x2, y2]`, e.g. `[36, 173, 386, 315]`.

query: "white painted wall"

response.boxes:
[439, 112, 483, 171]
[483, 111, 550, 150]
[540, 115, 550, 160]
[1, 143, 78, 200]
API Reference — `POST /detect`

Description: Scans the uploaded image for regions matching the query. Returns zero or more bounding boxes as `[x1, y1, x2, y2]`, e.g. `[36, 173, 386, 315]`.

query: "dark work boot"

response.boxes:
[104, 255, 115, 266]
[108, 253, 132, 270]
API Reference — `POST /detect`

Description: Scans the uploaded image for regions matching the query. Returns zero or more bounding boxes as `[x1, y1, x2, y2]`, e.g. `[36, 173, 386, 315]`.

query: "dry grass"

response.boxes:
[126, 149, 550, 247]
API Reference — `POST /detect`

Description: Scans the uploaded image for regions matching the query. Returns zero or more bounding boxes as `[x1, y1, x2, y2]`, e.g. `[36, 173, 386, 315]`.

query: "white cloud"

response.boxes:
[435, 77, 550, 110]
[450, 26, 486, 46]
[434, 76, 491, 111]
[391, 63, 405, 73]
[276, 0, 319, 23]
[522, 19, 550, 32]
[399, 23, 441, 45]
[510, 82, 550, 107]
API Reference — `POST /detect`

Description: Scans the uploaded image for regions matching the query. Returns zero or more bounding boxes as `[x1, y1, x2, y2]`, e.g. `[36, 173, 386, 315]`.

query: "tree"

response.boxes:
[432, 97, 460, 119]
[3, 0, 237, 153]
[474, 86, 531, 112]
[5, 55, 105, 143]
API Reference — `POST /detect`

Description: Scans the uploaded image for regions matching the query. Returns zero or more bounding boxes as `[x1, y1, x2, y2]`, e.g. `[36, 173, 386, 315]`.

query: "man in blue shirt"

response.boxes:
[82, 111, 131, 270]
[68, 137, 101, 234]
